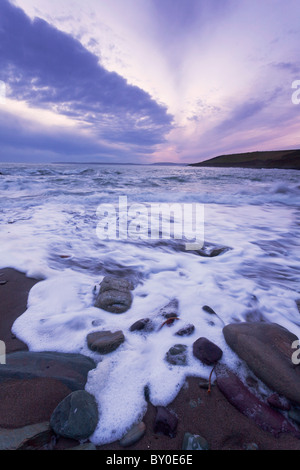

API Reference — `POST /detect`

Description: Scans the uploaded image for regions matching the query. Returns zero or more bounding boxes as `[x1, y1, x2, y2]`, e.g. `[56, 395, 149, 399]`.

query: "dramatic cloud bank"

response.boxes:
[1, 0, 300, 163]
[0, 0, 173, 162]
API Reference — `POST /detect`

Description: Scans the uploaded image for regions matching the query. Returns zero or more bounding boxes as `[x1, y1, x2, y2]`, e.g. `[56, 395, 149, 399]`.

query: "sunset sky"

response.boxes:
[1, 0, 300, 163]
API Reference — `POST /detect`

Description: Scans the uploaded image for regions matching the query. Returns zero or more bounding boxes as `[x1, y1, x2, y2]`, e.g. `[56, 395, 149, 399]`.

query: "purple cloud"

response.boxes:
[0, 0, 174, 161]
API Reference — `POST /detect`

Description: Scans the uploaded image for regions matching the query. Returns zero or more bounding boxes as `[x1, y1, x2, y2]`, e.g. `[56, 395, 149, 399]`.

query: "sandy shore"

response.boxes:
[1, 267, 300, 451]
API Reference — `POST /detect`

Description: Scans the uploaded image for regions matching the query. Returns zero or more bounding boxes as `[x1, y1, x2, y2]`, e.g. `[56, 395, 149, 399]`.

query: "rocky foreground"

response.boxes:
[1, 268, 300, 450]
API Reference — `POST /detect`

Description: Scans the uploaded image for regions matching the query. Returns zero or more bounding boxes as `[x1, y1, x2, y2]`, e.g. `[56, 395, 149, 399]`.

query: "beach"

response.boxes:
[1, 267, 300, 451]
[1, 163, 300, 450]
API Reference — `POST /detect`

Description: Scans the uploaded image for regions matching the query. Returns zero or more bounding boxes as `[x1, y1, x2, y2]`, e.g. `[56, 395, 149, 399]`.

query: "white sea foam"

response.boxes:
[1, 163, 300, 444]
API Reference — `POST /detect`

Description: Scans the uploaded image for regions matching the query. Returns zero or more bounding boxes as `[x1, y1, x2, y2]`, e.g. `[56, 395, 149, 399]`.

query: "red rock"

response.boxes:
[193, 337, 223, 365]
[154, 406, 178, 438]
[215, 364, 300, 438]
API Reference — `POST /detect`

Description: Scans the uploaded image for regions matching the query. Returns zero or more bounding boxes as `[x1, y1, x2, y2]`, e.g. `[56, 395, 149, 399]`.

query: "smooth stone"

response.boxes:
[175, 324, 195, 336]
[193, 242, 231, 257]
[130, 318, 153, 332]
[0, 351, 96, 391]
[182, 432, 209, 450]
[99, 276, 134, 294]
[0, 422, 51, 450]
[95, 289, 132, 313]
[50, 390, 98, 441]
[192, 337, 223, 365]
[87, 330, 125, 354]
[223, 322, 300, 404]
[202, 305, 216, 315]
[119, 422, 146, 447]
[215, 363, 300, 438]
[165, 344, 188, 366]
[154, 406, 178, 438]
[244, 442, 259, 450]
[159, 298, 179, 318]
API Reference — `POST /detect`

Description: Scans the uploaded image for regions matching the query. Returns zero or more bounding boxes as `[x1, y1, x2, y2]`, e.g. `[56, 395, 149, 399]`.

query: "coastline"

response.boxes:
[1, 268, 300, 450]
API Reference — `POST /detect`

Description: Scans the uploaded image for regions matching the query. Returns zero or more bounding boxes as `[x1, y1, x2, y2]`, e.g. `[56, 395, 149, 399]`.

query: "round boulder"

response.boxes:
[50, 390, 99, 441]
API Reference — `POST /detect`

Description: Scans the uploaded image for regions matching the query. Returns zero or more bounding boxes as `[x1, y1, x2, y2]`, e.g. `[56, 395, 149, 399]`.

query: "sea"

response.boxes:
[0, 162, 300, 445]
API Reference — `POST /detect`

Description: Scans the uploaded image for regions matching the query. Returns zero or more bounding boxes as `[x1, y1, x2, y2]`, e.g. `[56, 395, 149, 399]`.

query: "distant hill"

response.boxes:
[189, 149, 300, 170]
[150, 162, 184, 166]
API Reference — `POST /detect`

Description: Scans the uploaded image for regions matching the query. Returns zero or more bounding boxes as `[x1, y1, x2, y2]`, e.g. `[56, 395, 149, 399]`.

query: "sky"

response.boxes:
[0, 0, 300, 164]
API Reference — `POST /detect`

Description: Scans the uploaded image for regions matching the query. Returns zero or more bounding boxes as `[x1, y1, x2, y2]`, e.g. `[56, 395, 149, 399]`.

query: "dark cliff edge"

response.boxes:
[189, 149, 300, 170]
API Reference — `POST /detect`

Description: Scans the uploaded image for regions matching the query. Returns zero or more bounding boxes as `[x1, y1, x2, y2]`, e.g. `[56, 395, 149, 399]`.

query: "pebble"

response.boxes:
[87, 330, 125, 354]
[182, 432, 209, 450]
[154, 406, 178, 438]
[119, 422, 146, 447]
[129, 318, 153, 332]
[193, 337, 223, 365]
[175, 324, 195, 336]
[165, 344, 188, 366]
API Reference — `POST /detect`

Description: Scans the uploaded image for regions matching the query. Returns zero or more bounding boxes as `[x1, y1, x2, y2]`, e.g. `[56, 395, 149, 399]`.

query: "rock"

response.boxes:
[215, 363, 300, 438]
[244, 442, 259, 450]
[0, 351, 96, 391]
[154, 406, 178, 438]
[202, 305, 216, 315]
[0, 280, 7, 285]
[0, 422, 51, 450]
[192, 337, 223, 365]
[198, 379, 215, 390]
[223, 322, 300, 404]
[165, 344, 188, 366]
[95, 289, 132, 313]
[182, 432, 209, 450]
[119, 422, 146, 447]
[130, 318, 153, 332]
[87, 330, 125, 354]
[50, 390, 99, 441]
[144, 384, 151, 402]
[159, 298, 179, 318]
[95, 275, 134, 313]
[99, 276, 134, 294]
[175, 324, 195, 336]
[193, 242, 231, 257]
[267, 393, 291, 411]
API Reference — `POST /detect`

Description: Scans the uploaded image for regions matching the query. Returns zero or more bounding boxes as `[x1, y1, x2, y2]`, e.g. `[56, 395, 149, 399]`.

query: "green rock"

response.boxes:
[50, 390, 99, 440]
[119, 422, 146, 447]
[182, 432, 209, 450]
